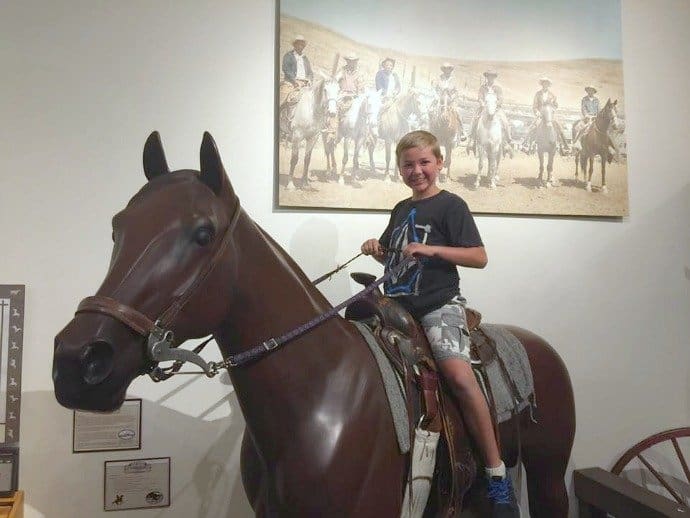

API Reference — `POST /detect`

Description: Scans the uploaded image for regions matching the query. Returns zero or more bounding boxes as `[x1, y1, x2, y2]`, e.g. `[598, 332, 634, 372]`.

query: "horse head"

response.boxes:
[53, 132, 238, 411]
[484, 91, 498, 117]
[322, 78, 340, 117]
[601, 98, 620, 131]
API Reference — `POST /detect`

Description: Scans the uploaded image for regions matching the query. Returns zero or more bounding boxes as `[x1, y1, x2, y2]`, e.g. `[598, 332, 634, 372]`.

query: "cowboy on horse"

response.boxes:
[431, 63, 465, 145]
[572, 86, 618, 161]
[279, 35, 314, 138]
[521, 77, 570, 155]
[468, 70, 514, 157]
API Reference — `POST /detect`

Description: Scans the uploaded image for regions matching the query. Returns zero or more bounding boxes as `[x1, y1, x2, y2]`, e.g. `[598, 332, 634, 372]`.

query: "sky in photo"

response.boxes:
[281, 0, 622, 61]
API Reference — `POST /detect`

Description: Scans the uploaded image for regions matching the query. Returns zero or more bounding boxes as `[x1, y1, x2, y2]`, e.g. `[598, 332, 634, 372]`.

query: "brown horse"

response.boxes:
[429, 89, 464, 182]
[53, 132, 575, 517]
[577, 99, 619, 193]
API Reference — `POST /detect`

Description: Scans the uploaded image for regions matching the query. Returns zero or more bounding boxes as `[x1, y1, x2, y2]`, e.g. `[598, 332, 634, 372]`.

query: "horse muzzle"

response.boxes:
[52, 316, 140, 411]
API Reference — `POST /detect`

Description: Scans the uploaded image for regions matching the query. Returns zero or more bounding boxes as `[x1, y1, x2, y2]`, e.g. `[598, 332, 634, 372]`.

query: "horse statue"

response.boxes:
[575, 99, 620, 193]
[429, 88, 464, 182]
[473, 91, 503, 190]
[331, 89, 382, 185]
[377, 90, 423, 181]
[533, 103, 559, 188]
[53, 132, 575, 517]
[280, 78, 340, 190]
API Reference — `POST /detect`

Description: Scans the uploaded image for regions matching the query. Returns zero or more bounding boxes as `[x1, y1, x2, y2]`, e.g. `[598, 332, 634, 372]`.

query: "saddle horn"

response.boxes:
[143, 131, 170, 180]
[199, 132, 228, 195]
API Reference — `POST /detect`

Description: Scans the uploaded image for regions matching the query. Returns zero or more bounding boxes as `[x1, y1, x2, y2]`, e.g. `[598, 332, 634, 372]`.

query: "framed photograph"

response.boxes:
[0, 285, 25, 446]
[275, 0, 628, 217]
[104, 457, 170, 511]
[73, 399, 142, 453]
[0, 448, 18, 495]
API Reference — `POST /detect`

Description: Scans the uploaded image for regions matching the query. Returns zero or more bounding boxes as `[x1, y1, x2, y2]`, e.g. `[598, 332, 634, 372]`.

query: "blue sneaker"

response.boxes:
[487, 476, 520, 517]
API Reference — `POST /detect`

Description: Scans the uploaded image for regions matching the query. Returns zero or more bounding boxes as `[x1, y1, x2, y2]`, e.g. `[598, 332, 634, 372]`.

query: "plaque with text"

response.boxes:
[73, 399, 142, 453]
[104, 457, 170, 511]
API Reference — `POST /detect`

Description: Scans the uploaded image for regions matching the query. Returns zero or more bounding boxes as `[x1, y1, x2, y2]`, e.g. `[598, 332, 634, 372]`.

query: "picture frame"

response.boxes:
[275, 0, 628, 217]
[104, 457, 171, 511]
[73, 398, 142, 453]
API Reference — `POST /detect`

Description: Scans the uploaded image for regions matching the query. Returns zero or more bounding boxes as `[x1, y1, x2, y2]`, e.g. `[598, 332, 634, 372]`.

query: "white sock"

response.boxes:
[485, 461, 506, 479]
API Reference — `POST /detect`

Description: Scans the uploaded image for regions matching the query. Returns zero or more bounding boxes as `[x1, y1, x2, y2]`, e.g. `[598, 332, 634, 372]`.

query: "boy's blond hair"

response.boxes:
[395, 130, 443, 167]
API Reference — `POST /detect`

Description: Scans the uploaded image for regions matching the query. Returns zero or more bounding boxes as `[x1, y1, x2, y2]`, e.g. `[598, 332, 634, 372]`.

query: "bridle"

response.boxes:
[75, 197, 243, 381]
[73, 197, 417, 381]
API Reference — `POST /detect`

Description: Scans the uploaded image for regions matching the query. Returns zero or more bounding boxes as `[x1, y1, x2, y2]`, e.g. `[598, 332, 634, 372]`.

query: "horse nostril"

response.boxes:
[81, 340, 114, 386]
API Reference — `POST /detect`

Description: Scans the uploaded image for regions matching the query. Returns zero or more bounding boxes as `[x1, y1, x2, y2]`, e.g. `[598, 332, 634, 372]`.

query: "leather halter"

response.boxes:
[74, 198, 243, 379]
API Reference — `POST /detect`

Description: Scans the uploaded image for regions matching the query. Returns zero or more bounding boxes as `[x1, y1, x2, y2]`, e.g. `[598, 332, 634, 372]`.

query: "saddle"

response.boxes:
[345, 272, 500, 516]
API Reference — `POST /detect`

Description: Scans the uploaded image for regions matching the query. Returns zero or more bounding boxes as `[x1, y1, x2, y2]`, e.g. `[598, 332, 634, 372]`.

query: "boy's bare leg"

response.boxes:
[438, 358, 501, 467]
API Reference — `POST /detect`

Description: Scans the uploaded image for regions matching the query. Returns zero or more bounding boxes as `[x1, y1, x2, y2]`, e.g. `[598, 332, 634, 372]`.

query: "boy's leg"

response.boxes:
[421, 302, 519, 516]
[438, 358, 502, 467]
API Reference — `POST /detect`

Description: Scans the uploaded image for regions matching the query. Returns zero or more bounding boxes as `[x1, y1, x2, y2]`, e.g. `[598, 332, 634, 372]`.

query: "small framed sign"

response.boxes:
[104, 457, 170, 511]
[0, 448, 18, 496]
[73, 399, 142, 453]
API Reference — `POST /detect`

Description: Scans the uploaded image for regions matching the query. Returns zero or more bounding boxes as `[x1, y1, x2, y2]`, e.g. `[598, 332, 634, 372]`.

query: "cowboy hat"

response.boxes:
[344, 53, 359, 62]
[483, 69, 498, 77]
[539, 76, 552, 85]
[293, 35, 306, 43]
[585, 86, 597, 94]
[440, 62, 454, 70]
[381, 57, 395, 66]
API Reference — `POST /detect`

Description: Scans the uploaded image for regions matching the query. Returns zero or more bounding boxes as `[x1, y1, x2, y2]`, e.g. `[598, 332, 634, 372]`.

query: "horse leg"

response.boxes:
[287, 138, 300, 190]
[384, 140, 392, 182]
[302, 135, 318, 187]
[574, 151, 579, 180]
[600, 153, 608, 194]
[546, 149, 555, 188]
[368, 141, 376, 178]
[586, 156, 594, 192]
[488, 149, 497, 189]
[537, 150, 545, 187]
[444, 144, 451, 182]
[353, 139, 361, 180]
[509, 327, 575, 518]
[339, 138, 349, 185]
[475, 147, 483, 189]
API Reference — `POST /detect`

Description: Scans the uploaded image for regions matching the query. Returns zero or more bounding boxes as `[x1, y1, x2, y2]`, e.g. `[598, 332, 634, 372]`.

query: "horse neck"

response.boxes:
[293, 88, 316, 127]
[595, 108, 611, 132]
[216, 212, 360, 435]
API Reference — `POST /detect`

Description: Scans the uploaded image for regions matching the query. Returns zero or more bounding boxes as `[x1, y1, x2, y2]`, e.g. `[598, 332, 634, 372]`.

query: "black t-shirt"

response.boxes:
[379, 190, 483, 319]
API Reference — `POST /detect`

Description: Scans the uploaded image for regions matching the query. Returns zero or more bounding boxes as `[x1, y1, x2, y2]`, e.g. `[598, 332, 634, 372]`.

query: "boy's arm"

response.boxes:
[404, 243, 487, 268]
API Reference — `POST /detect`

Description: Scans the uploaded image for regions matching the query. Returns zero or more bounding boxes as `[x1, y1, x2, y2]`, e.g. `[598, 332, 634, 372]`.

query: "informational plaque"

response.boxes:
[73, 399, 142, 453]
[0, 285, 24, 445]
[104, 457, 170, 511]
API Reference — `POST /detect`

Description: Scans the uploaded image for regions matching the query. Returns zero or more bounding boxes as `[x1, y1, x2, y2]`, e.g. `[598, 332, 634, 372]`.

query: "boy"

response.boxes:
[361, 130, 518, 517]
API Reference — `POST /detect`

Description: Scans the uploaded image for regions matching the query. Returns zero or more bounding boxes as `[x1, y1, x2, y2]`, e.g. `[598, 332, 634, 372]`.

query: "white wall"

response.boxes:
[1, 0, 689, 516]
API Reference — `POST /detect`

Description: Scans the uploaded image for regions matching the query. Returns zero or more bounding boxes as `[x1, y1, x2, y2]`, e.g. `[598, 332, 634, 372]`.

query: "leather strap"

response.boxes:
[76, 296, 156, 336]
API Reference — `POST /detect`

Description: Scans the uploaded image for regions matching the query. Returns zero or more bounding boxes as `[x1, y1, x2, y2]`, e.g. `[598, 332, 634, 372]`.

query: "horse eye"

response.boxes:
[194, 227, 214, 246]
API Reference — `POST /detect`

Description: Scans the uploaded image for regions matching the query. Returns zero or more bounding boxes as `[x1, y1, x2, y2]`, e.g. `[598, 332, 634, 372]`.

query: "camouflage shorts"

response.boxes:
[419, 299, 471, 363]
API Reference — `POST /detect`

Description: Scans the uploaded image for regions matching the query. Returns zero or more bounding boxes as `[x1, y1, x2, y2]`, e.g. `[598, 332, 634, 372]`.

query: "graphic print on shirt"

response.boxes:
[385, 208, 431, 297]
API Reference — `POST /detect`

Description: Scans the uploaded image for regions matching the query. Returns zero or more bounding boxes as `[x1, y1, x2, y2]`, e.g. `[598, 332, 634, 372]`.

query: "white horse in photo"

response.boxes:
[474, 91, 503, 189]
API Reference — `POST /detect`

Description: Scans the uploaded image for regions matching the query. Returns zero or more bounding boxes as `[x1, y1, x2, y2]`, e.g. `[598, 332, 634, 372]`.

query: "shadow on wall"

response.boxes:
[288, 217, 355, 305]
[22, 390, 254, 518]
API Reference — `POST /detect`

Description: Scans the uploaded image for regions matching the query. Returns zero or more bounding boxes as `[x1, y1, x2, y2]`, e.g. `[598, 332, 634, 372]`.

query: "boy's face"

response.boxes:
[399, 146, 443, 199]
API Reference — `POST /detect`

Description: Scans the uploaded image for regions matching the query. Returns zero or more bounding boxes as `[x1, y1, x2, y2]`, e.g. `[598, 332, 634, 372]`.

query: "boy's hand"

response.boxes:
[403, 242, 434, 258]
[361, 239, 384, 258]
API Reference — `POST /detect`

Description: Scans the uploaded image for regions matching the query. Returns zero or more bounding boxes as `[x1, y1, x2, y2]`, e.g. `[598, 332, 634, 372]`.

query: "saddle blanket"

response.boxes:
[473, 324, 535, 423]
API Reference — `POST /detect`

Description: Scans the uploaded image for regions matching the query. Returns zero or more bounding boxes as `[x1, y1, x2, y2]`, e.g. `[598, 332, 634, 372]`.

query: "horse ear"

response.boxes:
[143, 131, 170, 181]
[199, 132, 227, 195]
